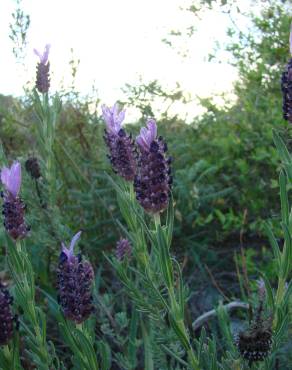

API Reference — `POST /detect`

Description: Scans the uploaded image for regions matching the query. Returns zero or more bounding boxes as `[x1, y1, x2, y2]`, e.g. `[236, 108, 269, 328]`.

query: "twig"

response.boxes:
[192, 301, 249, 331]
[205, 264, 230, 301]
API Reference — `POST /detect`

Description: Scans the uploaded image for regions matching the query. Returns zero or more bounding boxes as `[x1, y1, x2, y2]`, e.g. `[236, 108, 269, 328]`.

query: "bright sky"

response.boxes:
[0, 0, 251, 120]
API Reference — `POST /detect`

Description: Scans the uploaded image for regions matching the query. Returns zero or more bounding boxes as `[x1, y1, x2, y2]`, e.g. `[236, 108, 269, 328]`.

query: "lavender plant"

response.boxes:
[0, 13, 292, 370]
[105, 114, 200, 369]
[32, 44, 61, 209]
[0, 161, 54, 369]
[104, 28, 292, 365]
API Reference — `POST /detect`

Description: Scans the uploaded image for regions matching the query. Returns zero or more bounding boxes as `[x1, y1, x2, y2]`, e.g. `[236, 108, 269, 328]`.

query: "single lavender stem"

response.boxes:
[128, 182, 135, 202]
[154, 213, 161, 230]
[153, 216, 199, 369]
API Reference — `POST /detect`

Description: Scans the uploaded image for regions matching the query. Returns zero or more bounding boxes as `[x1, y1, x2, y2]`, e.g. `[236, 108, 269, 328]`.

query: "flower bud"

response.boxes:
[25, 157, 41, 180]
[116, 238, 131, 261]
[57, 232, 94, 324]
[236, 323, 272, 363]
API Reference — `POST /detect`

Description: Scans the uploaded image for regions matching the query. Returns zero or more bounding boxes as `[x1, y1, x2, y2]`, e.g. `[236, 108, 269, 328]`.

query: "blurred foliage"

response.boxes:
[0, 0, 292, 368]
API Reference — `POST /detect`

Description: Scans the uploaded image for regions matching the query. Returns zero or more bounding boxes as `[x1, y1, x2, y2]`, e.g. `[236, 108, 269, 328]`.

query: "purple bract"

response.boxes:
[1, 162, 21, 198]
[1, 162, 29, 240]
[34, 44, 50, 65]
[102, 103, 125, 135]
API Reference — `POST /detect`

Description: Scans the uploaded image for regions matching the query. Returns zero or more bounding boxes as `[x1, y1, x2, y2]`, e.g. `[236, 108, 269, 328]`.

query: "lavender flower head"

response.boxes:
[281, 24, 292, 123]
[0, 283, 15, 346]
[235, 278, 272, 364]
[116, 238, 131, 261]
[134, 119, 172, 214]
[34, 44, 51, 93]
[57, 231, 94, 324]
[102, 103, 137, 181]
[1, 162, 29, 240]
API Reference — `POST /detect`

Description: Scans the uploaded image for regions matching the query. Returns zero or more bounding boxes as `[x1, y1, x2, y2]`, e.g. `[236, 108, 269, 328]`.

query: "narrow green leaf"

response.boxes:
[263, 222, 281, 268]
[259, 273, 275, 311]
[128, 308, 138, 368]
[281, 223, 292, 278]
[166, 195, 174, 247]
[172, 258, 184, 317]
[97, 341, 111, 370]
[273, 130, 292, 182]
[279, 170, 289, 225]
[168, 314, 190, 351]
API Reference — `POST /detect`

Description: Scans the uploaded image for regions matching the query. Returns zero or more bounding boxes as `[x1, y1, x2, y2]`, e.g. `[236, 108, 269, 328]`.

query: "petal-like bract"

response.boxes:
[1, 162, 22, 197]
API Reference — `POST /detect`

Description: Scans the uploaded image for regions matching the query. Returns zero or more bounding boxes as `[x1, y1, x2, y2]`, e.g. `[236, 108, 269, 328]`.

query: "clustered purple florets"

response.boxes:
[281, 58, 292, 123]
[235, 279, 272, 364]
[102, 105, 172, 214]
[1, 192, 29, 240]
[134, 120, 172, 214]
[0, 283, 15, 346]
[1, 162, 29, 240]
[34, 44, 50, 94]
[104, 129, 137, 181]
[116, 238, 132, 260]
[57, 232, 94, 324]
[102, 104, 137, 181]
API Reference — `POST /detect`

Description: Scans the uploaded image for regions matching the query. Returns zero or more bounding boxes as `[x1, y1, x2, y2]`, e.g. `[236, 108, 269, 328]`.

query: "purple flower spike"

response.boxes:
[102, 103, 125, 135]
[136, 119, 157, 151]
[1, 162, 21, 198]
[134, 119, 172, 214]
[1, 162, 29, 240]
[103, 103, 137, 181]
[34, 44, 51, 65]
[34, 44, 51, 93]
[281, 58, 292, 123]
[57, 231, 94, 324]
[281, 24, 292, 123]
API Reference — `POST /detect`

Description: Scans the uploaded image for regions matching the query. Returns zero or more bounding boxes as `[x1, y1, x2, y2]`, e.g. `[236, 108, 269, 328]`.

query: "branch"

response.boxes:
[192, 301, 249, 331]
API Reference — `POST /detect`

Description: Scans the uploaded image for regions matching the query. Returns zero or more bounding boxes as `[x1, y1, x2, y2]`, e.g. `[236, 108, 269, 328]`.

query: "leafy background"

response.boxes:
[0, 0, 291, 368]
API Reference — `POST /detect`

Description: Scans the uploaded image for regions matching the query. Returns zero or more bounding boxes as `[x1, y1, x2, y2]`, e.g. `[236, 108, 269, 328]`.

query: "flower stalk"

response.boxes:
[32, 45, 61, 209]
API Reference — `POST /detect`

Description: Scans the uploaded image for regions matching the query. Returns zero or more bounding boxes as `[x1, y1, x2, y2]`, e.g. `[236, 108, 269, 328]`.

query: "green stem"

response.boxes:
[2, 345, 11, 361]
[152, 213, 199, 369]
[154, 213, 161, 230]
[15, 240, 21, 254]
[141, 320, 154, 370]
[274, 277, 286, 329]
[9, 240, 50, 368]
